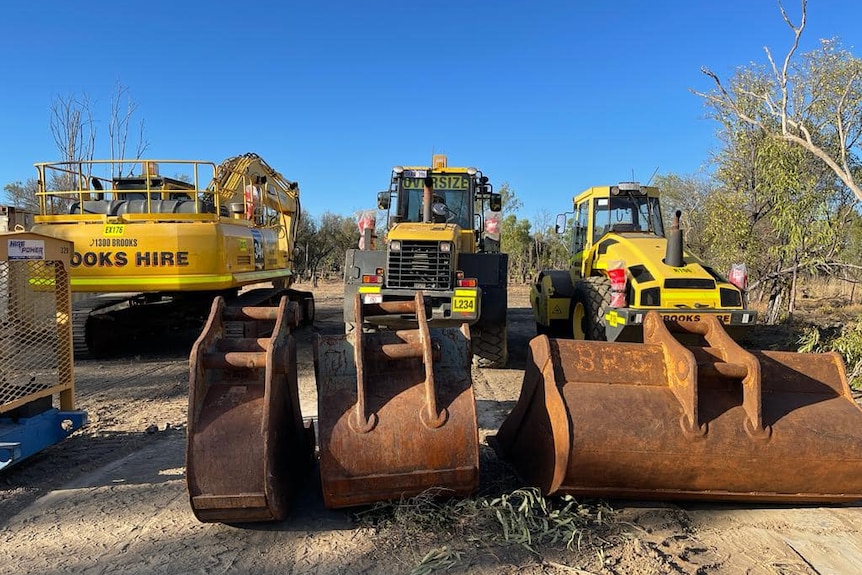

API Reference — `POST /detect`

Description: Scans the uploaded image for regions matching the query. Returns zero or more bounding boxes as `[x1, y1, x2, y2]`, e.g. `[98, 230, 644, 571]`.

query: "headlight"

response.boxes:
[390, 240, 401, 251]
[439, 241, 452, 253]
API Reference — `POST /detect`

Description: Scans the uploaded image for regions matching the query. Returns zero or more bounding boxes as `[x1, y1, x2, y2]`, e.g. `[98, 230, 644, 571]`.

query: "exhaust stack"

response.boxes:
[423, 175, 434, 223]
[665, 210, 684, 268]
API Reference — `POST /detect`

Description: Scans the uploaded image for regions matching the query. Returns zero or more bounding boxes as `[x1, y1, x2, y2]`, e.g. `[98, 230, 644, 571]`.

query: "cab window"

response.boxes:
[573, 202, 589, 254]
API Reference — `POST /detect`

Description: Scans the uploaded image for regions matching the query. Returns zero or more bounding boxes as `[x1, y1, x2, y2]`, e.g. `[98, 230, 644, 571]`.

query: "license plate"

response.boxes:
[362, 294, 383, 304]
[452, 296, 476, 313]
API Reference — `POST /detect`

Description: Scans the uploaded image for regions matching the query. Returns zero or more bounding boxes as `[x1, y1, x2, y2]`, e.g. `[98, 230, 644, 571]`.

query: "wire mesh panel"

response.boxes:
[0, 257, 73, 413]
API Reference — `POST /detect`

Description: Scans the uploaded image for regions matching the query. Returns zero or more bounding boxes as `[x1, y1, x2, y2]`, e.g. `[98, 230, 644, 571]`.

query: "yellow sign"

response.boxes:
[104, 224, 125, 236]
[402, 174, 470, 190]
[453, 295, 476, 312]
[604, 309, 626, 327]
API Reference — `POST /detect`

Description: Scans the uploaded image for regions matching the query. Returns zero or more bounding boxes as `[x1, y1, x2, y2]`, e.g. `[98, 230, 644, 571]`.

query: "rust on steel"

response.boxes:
[186, 296, 315, 523]
[314, 291, 478, 508]
[493, 311, 862, 503]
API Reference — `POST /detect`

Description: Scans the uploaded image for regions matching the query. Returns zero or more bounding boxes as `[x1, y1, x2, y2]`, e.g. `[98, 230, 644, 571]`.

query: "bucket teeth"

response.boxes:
[493, 312, 862, 503]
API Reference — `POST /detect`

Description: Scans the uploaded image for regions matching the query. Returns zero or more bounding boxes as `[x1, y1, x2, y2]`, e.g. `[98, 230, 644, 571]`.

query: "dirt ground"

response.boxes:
[2, 281, 862, 575]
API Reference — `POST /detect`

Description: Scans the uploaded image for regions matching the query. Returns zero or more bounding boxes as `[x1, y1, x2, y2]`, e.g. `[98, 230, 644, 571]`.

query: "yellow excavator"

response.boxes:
[495, 182, 862, 502]
[29, 153, 318, 521]
[30, 153, 314, 358]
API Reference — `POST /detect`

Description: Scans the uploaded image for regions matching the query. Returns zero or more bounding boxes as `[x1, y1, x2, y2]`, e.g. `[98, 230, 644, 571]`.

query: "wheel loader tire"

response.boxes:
[575, 277, 611, 341]
[473, 323, 508, 368]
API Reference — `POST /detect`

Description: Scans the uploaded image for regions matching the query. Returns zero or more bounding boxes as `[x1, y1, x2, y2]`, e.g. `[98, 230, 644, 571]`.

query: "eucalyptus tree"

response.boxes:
[694, 0, 862, 321]
[696, 0, 862, 203]
[498, 183, 537, 283]
[2, 180, 39, 212]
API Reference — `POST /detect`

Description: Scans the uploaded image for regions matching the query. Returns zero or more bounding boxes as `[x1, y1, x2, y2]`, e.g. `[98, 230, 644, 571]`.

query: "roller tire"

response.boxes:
[575, 276, 612, 341]
[301, 295, 315, 326]
[472, 323, 508, 368]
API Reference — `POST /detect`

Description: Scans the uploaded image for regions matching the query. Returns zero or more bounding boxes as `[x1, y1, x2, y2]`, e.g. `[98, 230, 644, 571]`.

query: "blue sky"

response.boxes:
[2, 1, 861, 225]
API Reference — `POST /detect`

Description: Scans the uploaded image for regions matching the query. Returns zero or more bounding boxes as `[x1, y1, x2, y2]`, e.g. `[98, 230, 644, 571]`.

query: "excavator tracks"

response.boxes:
[71, 295, 138, 359]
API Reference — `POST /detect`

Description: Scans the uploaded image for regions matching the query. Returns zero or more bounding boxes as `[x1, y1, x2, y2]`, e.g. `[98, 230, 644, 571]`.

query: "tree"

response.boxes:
[109, 81, 149, 177]
[695, 0, 862, 203]
[5, 84, 149, 209]
[50, 92, 96, 167]
[693, 0, 862, 321]
[502, 214, 533, 284]
[294, 210, 360, 282]
[3, 180, 39, 212]
[531, 209, 570, 272]
[497, 183, 537, 283]
[651, 173, 712, 256]
[497, 182, 522, 217]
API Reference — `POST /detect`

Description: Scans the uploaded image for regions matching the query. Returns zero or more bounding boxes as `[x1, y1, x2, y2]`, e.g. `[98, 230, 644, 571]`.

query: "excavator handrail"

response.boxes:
[34, 159, 220, 218]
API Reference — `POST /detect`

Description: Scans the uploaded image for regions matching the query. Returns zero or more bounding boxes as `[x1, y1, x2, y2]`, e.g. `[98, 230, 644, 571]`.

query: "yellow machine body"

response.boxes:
[345, 155, 509, 368]
[28, 154, 313, 357]
[531, 183, 755, 342]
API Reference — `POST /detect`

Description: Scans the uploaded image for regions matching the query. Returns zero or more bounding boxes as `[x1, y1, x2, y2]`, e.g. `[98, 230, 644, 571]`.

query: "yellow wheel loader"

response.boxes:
[495, 182, 862, 503]
[313, 155, 505, 509]
[342, 154, 508, 368]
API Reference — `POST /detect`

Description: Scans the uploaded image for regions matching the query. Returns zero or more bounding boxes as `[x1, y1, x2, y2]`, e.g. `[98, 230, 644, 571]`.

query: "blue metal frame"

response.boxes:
[0, 408, 88, 471]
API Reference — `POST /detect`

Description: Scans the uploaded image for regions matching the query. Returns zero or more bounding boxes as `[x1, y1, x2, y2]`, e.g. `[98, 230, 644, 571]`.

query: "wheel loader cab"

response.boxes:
[397, 184, 471, 229]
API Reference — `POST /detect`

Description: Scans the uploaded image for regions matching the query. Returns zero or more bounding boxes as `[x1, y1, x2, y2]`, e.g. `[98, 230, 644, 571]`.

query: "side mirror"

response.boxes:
[555, 213, 567, 234]
[377, 191, 391, 210]
[489, 193, 502, 212]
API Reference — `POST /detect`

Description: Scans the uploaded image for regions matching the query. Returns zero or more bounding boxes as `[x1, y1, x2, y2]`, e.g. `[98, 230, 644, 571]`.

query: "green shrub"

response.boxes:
[798, 321, 862, 389]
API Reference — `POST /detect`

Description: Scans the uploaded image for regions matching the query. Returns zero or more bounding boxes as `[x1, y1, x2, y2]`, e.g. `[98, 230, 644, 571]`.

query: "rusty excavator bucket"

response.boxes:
[493, 312, 862, 503]
[314, 292, 478, 508]
[186, 296, 315, 522]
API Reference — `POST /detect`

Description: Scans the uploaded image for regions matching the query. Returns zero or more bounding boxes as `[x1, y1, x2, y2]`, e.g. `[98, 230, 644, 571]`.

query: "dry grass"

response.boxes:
[354, 487, 617, 574]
